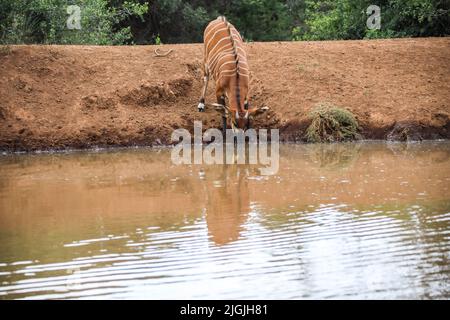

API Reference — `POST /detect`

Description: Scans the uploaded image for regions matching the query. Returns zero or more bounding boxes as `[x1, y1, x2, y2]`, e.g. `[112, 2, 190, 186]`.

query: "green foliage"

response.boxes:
[225, 0, 293, 41]
[0, 0, 448, 45]
[0, 0, 148, 45]
[155, 34, 162, 45]
[0, 45, 12, 56]
[305, 103, 361, 143]
[296, 0, 449, 40]
[152, 0, 210, 43]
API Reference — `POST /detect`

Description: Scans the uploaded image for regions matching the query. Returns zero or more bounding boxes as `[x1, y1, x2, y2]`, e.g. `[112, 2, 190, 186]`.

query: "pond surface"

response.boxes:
[0, 142, 449, 299]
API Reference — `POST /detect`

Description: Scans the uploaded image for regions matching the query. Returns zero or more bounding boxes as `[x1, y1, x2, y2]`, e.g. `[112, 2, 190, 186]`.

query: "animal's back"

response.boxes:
[203, 17, 249, 81]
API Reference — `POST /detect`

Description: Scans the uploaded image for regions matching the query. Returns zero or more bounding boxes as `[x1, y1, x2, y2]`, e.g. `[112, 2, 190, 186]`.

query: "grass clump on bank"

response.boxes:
[0, 45, 12, 56]
[305, 104, 361, 143]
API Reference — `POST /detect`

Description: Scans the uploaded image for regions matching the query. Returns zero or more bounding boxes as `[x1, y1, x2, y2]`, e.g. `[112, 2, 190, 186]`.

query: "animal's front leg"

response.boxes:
[217, 94, 227, 134]
[222, 115, 227, 134]
[198, 65, 209, 112]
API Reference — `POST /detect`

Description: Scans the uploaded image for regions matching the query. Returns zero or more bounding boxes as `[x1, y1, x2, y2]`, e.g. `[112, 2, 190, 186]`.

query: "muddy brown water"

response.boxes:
[0, 142, 449, 299]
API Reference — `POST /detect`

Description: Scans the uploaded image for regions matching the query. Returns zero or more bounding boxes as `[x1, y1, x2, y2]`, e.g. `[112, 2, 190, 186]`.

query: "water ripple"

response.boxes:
[1, 142, 449, 299]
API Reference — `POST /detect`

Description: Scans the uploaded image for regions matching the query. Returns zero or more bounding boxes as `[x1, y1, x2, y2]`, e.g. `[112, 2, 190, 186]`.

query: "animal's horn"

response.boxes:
[235, 110, 240, 119]
[244, 111, 249, 119]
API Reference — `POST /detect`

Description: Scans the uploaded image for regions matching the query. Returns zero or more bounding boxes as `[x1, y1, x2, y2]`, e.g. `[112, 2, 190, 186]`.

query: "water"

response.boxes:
[0, 142, 449, 300]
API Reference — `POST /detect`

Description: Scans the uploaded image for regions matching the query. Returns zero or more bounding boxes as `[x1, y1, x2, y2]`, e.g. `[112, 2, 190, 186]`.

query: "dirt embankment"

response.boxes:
[0, 38, 449, 152]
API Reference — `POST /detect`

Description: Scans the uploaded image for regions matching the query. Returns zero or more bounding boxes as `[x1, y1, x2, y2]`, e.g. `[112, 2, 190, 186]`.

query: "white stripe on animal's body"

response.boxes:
[207, 41, 242, 57]
[218, 70, 249, 79]
[205, 28, 229, 50]
[218, 66, 249, 75]
[207, 43, 246, 63]
[221, 65, 249, 73]
[208, 48, 248, 73]
[216, 60, 248, 74]
[207, 37, 235, 60]
[218, 61, 242, 72]
[205, 27, 243, 50]
[217, 71, 250, 84]
[218, 75, 249, 82]
[212, 58, 248, 74]
[207, 46, 233, 66]
[205, 31, 246, 55]
[203, 20, 225, 40]
[209, 52, 248, 73]
[208, 47, 248, 76]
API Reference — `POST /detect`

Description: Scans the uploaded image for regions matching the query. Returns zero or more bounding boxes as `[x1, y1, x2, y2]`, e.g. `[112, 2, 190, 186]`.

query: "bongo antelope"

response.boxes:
[197, 16, 267, 131]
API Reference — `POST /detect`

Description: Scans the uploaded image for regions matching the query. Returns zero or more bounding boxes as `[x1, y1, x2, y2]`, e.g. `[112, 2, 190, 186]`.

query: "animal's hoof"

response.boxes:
[197, 102, 205, 112]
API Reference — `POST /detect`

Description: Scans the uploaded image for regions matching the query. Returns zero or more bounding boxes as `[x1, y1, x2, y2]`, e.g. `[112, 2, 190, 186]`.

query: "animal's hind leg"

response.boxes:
[198, 64, 209, 112]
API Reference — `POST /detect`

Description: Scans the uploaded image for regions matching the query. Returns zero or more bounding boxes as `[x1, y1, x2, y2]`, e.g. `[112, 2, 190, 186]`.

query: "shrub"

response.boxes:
[0, 0, 148, 45]
[0, 45, 12, 56]
[305, 103, 361, 143]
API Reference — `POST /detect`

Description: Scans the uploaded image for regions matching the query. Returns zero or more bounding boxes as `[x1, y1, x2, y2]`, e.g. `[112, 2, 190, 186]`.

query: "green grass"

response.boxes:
[305, 103, 361, 143]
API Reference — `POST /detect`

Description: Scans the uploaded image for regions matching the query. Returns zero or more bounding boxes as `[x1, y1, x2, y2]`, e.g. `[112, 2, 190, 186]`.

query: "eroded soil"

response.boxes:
[0, 38, 449, 151]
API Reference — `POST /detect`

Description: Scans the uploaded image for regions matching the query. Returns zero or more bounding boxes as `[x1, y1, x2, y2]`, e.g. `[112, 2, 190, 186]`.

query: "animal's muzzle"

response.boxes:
[235, 110, 249, 120]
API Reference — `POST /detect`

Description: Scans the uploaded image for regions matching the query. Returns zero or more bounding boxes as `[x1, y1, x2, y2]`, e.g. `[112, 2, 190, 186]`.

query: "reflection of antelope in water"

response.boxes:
[202, 166, 251, 246]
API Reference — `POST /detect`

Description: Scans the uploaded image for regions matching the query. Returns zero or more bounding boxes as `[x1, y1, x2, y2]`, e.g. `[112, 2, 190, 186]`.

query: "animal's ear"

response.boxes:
[249, 106, 269, 115]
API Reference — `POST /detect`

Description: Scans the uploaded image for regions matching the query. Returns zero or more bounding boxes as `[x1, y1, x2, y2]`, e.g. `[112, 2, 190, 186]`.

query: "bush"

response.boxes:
[0, 0, 148, 45]
[1, 0, 448, 45]
[305, 103, 361, 143]
[295, 0, 449, 41]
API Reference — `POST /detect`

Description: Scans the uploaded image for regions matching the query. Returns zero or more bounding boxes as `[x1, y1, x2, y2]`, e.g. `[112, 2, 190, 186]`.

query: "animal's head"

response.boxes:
[219, 98, 269, 130]
[226, 86, 268, 130]
[231, 99, 251, 130]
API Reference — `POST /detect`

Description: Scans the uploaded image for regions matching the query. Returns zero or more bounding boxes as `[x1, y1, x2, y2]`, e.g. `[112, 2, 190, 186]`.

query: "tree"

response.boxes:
[295, 0, 449, 40]
[1, 0, 448, 45]
[0, 0, 148, 44]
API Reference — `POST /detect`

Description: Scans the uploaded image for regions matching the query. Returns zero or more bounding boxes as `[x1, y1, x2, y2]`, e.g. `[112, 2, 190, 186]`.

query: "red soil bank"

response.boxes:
[0, 38, 449, 151]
